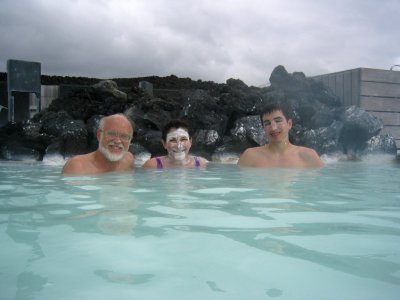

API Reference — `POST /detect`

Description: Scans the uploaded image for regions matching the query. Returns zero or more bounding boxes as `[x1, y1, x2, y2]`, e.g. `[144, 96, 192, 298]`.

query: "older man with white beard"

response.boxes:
[62, 114, 134, 175]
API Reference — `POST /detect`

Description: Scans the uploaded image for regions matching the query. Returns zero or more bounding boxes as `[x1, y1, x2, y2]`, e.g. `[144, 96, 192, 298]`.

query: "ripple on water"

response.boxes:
[167, 194, 199, 200]
[78, 204, 105, 210]
[241, 198, 297, 204]
[77, 185, 102, 191]
[266, 288, 283, 297]
[0, 185, 15, 191]
[192, 187, 255, 194]
[45, 191, 95, 205]
[131, 189, 155, 193]
[62, 176, 99, 182]
[193, 177, 222, 181]
[172, 199, 229, 205]
[73, 195, 92, 199]
[49, 210, 71, 215]
[37, 179, 55, 183]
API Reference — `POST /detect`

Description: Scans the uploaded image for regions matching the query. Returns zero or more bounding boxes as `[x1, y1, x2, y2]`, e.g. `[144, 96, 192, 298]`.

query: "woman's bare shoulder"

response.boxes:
[142, 157, 159, 169]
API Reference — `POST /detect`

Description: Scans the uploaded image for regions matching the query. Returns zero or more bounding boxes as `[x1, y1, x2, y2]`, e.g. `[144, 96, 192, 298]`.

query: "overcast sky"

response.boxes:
[1, 0, 399, 86]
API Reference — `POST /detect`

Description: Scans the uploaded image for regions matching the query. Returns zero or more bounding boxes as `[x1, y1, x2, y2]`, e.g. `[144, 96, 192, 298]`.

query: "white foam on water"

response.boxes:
[241, 198, 297, 204]
[37, 179, 55, 183]
[77, 185, 102, 191]
[321, 153, 397, 165]
[78, 204, 105, 210]
[73, 195, 92, 199]
[131, 188, 155, 193]
[42, 154, 66, 166]
[193, 187, 255, 194]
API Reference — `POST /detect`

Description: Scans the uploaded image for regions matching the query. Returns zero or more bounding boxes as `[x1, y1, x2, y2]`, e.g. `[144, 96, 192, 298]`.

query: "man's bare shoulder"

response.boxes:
[237, 146, 265, 167]
[243, 146, 266, 155]
[124, 152, 135, 165]
[62, 153, 94, 175]
[297, 146, 325, 168]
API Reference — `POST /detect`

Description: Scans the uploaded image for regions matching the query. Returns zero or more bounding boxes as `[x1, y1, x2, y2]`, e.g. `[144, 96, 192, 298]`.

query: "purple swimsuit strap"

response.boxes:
[194, 156, 200, 167]
[155, 157, 163, 169]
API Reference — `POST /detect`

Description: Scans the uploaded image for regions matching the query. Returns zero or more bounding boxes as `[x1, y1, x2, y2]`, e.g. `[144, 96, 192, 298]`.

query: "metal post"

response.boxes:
[7, 92, 14, 122]
[37, 92, 41, 112]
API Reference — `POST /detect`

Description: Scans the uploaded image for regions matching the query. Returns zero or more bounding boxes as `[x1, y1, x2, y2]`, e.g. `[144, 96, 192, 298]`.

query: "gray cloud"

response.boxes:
[1, 0, 399, 86]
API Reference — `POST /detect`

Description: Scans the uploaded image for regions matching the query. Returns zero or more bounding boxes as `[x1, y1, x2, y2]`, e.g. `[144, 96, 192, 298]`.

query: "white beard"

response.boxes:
[99, 145, 126, 162]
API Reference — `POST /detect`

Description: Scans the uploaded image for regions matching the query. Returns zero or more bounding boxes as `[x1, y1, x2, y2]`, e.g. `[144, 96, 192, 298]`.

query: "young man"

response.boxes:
[237, 102, 324, 168]
[142, 119, 207, 169]
[62, 114, 135, 175]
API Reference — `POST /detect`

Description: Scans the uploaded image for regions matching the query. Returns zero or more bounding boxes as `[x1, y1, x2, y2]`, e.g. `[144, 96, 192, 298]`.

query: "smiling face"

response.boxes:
[262, 109, 292, 144]
[162, 127, 192, 161]
[97, 115, 133, 162]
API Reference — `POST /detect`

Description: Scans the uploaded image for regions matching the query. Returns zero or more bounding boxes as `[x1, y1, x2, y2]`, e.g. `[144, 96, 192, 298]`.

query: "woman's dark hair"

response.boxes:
[162, 119, 190, 141]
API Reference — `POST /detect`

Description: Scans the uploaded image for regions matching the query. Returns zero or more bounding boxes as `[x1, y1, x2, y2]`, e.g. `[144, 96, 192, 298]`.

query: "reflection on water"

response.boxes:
[0, 160, 400, 300]
[95, 269, 154, 285]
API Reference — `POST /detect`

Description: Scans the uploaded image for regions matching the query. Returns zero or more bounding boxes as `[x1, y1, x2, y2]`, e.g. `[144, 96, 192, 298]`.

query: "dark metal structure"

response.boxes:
[7, 59, 41, 122]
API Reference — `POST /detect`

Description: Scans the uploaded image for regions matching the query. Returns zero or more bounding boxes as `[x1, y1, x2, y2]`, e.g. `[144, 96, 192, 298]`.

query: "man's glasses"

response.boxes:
[101, 130, 132, 142]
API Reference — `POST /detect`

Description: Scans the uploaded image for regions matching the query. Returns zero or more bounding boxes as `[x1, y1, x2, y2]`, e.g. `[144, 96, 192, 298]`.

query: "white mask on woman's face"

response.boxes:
[172, 151, 186, 161]
[166, 129, 189, 143]
[166, 129, 190, 161]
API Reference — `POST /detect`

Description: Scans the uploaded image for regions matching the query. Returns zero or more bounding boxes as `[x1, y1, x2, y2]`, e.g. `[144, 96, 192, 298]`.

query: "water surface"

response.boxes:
[1, 158, 400, 300]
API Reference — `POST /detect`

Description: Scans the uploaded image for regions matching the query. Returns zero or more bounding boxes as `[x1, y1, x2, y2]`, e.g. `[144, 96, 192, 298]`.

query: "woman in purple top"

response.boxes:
[142, 119, 208, 169]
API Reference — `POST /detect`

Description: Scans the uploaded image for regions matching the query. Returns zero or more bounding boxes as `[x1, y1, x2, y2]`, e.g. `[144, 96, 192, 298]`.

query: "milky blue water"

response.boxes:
[1, 157, 400, 300]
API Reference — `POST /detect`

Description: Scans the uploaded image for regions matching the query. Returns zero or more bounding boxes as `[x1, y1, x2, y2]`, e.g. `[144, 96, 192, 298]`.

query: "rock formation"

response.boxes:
[0, 65, 397, 163]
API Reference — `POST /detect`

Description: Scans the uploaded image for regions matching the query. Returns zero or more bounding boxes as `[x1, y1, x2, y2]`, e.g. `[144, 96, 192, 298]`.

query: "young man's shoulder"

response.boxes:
[244, 146, 265, 154]
[295, 145, 319, 156]
[237, 146, 265, 166]
[296, 146, 324, 167]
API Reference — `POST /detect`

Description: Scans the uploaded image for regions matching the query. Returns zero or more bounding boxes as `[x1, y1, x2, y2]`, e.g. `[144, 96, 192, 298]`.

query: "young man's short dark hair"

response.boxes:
[259, 101, 293, 123]
[162, 119, 190, 141]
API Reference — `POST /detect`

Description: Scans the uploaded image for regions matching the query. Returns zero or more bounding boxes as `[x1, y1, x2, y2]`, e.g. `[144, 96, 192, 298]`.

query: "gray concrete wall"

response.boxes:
[29, 85, 59, 117]
[313, 68, 400, 151]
